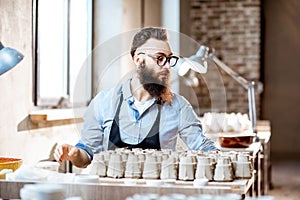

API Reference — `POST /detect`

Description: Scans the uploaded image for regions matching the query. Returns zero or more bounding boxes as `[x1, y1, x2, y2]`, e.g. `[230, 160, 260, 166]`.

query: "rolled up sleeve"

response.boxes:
[177, 98, 218, 151]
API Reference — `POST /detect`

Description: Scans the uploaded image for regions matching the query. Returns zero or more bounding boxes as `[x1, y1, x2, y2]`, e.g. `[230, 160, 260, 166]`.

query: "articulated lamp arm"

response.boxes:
[178, 45, 260, 133]
[208, 52, 257, 133]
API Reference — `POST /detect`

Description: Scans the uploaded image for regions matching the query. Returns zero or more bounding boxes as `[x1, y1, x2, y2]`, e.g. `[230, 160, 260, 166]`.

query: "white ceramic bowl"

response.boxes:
[20, 184, 66, 200]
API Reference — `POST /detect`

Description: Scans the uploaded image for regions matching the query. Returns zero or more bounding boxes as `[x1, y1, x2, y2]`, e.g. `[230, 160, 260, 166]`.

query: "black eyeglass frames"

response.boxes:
[138, 53, 179, 67]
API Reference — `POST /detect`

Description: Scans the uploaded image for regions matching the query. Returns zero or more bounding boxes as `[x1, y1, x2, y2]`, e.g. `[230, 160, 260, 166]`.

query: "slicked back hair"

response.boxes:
[130, 27, 168, 58]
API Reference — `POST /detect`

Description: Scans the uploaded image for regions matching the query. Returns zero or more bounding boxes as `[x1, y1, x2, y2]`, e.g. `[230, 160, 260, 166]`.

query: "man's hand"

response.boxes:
[54, 144, 91, 168]
[54, 144, 80, 163]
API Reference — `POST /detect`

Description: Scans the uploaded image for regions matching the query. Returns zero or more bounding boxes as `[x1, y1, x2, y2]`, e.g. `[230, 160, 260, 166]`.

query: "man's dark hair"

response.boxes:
[130, 27, 168, 58]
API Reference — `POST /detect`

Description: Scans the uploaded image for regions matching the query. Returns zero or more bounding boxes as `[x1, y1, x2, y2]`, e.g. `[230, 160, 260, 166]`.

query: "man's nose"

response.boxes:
[163, 61, 171, 69]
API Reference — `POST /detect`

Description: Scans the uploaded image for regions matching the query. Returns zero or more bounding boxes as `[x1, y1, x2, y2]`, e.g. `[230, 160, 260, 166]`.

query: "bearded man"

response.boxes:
[54, 27, 217, 168]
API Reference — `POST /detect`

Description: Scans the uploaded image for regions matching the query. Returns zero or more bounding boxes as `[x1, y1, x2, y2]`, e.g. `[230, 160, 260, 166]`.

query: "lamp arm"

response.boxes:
[209, 54, 249, 89]
[208, 53, 257, 133]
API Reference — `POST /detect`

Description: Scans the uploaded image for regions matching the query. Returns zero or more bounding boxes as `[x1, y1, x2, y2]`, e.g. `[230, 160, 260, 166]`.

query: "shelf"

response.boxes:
[17, 108, 85, 131]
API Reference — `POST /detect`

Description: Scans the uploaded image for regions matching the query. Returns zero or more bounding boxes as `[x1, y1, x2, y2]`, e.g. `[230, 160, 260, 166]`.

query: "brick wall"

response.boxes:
[188, 0, 261, 117]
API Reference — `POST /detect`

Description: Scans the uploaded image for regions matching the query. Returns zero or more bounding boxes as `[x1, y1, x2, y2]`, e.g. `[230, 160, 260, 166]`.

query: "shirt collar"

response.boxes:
[122, 78, 134, 102]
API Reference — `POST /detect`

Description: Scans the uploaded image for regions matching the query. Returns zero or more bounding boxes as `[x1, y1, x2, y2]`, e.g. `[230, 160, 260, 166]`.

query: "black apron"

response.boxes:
[108, 93, 161, 150]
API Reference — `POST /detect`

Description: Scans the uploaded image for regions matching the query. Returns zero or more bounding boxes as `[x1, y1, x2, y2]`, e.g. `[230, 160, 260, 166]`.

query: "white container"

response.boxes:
[20, 184, 66, 200]
[35, 161, 60, 172]
[35, 184, 66, 200]
[20, 184, 37, 200]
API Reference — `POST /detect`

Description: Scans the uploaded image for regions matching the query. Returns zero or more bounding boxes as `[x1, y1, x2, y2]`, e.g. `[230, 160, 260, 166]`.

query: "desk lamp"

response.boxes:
[178, 45, 263, 134]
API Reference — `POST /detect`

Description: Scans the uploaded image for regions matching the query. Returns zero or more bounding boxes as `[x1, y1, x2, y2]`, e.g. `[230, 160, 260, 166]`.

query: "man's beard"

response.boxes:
[139, 66, 170, 98]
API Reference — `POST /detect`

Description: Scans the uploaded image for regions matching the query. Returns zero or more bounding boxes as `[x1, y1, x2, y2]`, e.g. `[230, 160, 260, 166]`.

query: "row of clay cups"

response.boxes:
[94, 148, 221, 163]
[93, 149, 184, 165]
[89, 149, 252, 180]
[91, 152, 177, 179]
[178, 155, 234, 181]
[89, 153, 215, 180]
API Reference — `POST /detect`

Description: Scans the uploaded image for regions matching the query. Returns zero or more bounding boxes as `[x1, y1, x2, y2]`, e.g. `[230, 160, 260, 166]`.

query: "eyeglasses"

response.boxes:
[138, 53, 179, 67]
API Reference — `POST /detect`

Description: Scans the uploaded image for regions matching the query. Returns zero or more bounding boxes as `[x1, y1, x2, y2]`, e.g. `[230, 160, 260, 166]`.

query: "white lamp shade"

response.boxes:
[178, 57, 208, 76]
[177, 45, 209, 76]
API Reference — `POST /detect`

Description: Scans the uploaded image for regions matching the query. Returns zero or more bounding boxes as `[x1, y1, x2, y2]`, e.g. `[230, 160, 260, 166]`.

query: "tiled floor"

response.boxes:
[267, 160, 300, 200]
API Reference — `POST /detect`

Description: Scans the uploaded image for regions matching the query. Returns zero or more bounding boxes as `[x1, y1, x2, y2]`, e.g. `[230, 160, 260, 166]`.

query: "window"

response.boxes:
[34, 0, 92, 108]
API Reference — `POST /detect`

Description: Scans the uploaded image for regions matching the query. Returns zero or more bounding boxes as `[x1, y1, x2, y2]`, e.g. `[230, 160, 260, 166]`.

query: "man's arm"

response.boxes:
[177, 97, 219, 151]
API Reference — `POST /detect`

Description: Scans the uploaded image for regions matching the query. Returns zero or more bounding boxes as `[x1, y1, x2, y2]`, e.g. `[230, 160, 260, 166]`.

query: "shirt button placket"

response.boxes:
[136, 119, 141, 143]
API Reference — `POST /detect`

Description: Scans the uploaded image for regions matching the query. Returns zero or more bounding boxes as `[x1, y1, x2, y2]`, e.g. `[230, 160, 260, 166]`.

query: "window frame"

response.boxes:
[33, 0, 93, 109]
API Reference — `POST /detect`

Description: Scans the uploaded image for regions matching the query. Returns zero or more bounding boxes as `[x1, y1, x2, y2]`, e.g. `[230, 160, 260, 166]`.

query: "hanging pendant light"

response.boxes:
[0, 41, 24, 75]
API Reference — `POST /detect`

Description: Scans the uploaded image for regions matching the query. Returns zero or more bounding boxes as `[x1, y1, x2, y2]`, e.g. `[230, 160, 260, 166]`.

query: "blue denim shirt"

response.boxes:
[76, 78, 218, 160]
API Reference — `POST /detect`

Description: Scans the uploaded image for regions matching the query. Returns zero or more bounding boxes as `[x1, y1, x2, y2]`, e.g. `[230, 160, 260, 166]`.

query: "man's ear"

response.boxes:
[133, 54, 145, 66]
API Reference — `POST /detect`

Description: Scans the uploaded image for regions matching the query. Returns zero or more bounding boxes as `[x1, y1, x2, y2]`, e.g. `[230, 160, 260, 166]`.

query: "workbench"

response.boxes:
[0, 176, 254, 200]
[0, 121, 271, 200]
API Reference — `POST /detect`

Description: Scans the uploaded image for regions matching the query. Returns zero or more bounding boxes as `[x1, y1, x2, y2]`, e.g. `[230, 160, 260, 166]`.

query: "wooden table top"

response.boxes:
[0, 176, 254, 200]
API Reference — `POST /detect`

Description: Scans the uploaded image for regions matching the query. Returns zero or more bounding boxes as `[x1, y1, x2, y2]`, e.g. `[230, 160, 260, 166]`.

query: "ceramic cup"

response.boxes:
[125, 153, 142, 178]
[107, 153, 124, 178]
[235, 161, 252, 179]
[213, 163, 234, 182]
[142, 154, 160, 179]
[160, 155, 178, 180]
[178, 155, 195, 181]
[195, 156, 214, 180]
[214, 156, 234, 181]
